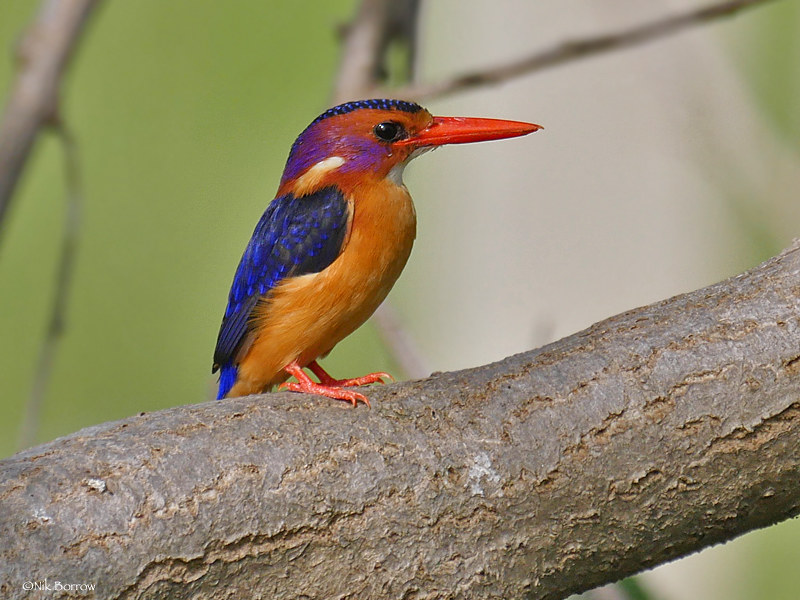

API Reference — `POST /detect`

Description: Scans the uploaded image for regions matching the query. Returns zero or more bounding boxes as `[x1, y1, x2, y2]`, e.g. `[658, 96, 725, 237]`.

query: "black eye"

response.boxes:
[373, 121, 405, 142]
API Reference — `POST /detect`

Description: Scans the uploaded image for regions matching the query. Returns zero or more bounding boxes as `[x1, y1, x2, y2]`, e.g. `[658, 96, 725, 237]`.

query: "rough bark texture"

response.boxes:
[3, 243, 800, 599]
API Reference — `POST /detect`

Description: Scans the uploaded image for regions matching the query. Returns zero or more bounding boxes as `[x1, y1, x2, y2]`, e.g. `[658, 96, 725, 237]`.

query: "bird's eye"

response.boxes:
[373, 121, 405, 142]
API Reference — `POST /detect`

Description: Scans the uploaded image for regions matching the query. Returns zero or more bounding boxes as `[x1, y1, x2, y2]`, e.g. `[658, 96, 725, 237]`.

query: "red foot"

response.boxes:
[278, 361, 394, 408]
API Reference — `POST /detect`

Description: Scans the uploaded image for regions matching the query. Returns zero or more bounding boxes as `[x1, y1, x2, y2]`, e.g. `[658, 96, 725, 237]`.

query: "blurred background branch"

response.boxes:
[0, 0, 98, 240]
[0, 0, 97, 450]
[341, 0, 779, 101]
[332, 0, 420, 103]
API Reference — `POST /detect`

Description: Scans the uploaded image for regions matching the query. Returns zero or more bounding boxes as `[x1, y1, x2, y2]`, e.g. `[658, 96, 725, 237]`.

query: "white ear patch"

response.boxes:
[294, 156, 346, 195]
[312, 156, 345, 172]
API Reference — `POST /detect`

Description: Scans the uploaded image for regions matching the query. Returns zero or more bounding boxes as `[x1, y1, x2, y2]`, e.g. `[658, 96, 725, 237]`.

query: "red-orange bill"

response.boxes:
[398, 116, 542, 147]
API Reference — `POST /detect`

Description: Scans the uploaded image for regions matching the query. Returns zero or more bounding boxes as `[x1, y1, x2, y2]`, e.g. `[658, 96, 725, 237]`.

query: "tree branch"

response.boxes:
[3, 241, 800, 599]
[332, 0, 420, 103]
[386, 0, 779, 101]
[0, 0, 99, 240]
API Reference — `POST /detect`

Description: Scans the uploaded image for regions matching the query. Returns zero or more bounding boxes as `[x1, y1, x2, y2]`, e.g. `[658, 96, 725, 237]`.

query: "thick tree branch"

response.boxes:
[3, 241, 800, 599]
[0, 0, 99, 240]
[386, 0, 779, 101]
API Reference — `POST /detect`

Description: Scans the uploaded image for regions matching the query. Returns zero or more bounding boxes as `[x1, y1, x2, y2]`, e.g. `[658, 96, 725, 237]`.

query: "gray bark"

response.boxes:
[3, 242, 800, 599]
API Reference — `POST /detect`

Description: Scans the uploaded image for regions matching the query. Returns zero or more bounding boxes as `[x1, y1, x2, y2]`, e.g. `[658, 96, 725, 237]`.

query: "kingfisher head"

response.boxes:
[278, 99, 540, 196]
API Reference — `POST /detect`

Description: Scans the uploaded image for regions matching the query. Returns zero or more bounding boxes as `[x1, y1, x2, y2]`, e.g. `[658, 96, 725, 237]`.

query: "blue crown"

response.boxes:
[310, 99, 423, 127]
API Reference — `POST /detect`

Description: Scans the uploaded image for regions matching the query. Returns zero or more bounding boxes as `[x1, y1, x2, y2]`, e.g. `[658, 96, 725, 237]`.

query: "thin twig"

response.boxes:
[384, 0, 779, 101]
[372, 302, 430, 379]
[0, 0, 99, 243]
[17, 124, 83, 451]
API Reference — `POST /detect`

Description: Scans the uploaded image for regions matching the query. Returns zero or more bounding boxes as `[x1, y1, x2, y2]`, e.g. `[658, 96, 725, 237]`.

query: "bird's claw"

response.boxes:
[279, 360, 396, 407]
[278, 380, 370, 408]
[318, 371, 394, 387]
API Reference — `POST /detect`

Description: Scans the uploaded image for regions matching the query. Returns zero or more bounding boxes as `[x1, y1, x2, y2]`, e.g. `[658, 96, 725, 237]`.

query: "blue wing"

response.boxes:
[213, 186, 350, 389]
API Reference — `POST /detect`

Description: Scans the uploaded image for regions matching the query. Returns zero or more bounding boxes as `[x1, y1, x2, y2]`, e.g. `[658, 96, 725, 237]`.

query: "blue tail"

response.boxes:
[217, 364, 238, 399]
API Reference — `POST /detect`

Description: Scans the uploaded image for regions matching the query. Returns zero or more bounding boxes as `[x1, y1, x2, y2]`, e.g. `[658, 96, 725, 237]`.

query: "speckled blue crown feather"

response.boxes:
[309, 99, 423, 127]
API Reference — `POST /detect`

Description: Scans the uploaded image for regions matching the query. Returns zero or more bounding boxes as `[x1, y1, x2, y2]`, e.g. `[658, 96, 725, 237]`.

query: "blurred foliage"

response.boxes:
[618, 576, 657, 600]
[744, 516, 800, 600]
[730, 0, 800, 147]
[720, 0, 800, 267]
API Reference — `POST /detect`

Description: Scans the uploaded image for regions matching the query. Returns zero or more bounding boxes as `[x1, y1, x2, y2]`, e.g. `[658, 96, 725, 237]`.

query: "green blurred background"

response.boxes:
[1, 2, 799, 599]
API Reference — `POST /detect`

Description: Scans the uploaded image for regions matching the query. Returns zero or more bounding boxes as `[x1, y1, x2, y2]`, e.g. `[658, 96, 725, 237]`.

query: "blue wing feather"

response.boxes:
[213, 186, 350, 384]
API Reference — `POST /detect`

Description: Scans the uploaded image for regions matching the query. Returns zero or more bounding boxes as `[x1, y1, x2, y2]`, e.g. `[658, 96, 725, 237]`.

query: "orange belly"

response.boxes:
[228, 179, 416, 397]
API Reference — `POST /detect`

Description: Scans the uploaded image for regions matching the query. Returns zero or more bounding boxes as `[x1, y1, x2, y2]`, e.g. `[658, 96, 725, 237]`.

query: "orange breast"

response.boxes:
[229, 178, 416, 397]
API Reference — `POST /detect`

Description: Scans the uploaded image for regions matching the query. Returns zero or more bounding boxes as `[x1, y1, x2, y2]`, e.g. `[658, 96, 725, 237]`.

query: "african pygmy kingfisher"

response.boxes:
[213, 99, 540, 406]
